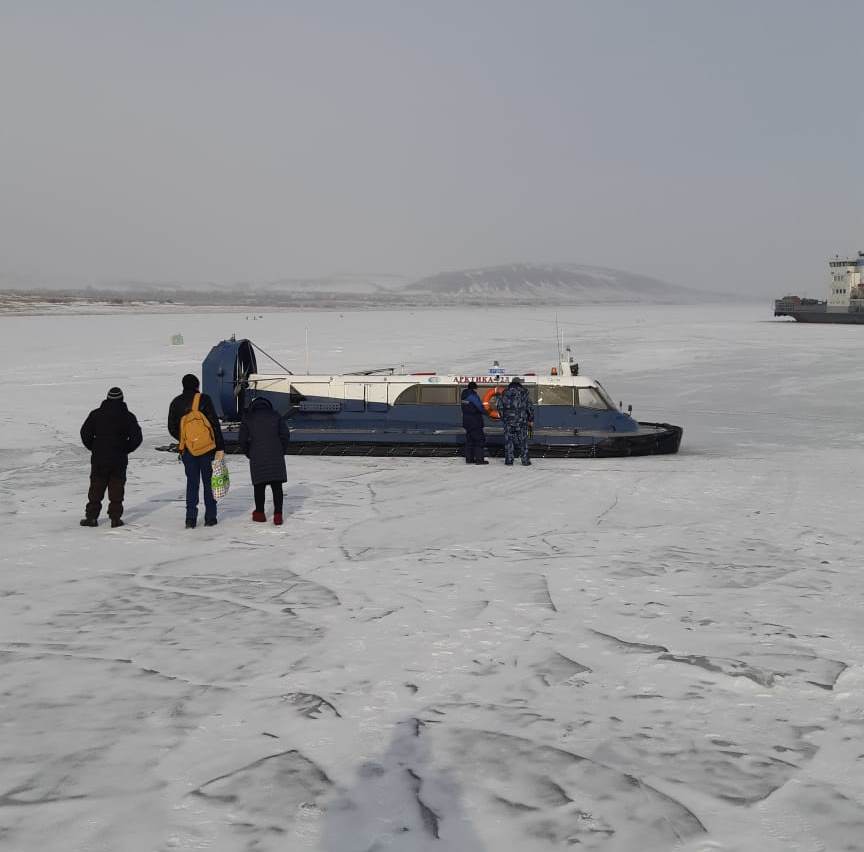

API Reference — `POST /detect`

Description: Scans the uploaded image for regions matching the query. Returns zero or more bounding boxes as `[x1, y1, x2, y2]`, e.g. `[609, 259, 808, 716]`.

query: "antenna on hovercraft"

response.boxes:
[553, 315, 572, 377]
[551, 317, 579, 377]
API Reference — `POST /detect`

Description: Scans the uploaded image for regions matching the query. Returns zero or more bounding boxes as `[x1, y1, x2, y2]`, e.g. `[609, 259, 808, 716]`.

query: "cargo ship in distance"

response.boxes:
[775, 252, 864, 323]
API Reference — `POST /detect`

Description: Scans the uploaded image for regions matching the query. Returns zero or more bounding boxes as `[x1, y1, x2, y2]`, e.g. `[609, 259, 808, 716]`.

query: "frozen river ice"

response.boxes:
[1, 304, 863, 851]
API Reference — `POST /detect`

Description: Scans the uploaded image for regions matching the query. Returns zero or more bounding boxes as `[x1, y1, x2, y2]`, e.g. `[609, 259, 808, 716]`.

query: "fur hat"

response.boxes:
[509, 377, 523, 385]
[106, 387, 124, 401]
[182, 374, 200, 391]
[467, 381, 478, 390]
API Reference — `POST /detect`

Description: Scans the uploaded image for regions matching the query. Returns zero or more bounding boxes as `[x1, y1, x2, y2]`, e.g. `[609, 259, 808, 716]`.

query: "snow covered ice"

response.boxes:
[2, 303, 864, 851]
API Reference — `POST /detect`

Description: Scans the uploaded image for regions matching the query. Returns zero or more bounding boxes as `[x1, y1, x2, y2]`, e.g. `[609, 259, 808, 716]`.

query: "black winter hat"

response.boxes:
[509, 377, 523, 385]
[107, 387, 124, 401]
[182, 374, 200, 391]
[467, 381, 478, 390]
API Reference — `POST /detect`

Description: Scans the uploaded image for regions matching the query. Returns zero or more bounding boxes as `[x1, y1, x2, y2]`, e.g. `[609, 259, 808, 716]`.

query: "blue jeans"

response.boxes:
[182, 450, 217, 522]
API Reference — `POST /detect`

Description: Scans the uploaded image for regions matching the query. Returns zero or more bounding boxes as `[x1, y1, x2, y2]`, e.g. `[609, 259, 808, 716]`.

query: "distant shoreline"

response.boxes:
[0, 291, 739, 317]
[0, 263, 749, 312]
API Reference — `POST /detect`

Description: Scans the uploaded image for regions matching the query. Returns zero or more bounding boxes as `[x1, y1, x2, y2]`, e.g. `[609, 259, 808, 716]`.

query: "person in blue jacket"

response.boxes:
[460, 381, 489, 465]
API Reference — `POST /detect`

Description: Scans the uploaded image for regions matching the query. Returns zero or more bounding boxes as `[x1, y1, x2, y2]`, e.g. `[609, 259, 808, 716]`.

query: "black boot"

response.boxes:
[80, 518, 98, 527]
[111, 519, 124, 528]
[185, 519, 197, 529]
[475, 460, 490, 465]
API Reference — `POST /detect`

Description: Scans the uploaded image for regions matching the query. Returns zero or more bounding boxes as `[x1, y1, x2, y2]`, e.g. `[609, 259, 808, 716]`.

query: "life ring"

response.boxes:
[482, 386, 506, 419]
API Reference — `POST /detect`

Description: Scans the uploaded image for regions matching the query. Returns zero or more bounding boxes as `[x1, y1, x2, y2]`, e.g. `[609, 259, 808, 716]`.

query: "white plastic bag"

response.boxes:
[211, 457, 230, 499]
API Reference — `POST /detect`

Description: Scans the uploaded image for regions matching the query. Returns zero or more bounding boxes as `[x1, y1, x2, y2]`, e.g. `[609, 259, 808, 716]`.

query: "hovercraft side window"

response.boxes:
[419, 386, 458, 404]
[392, 385, 420, 405]
[537, 386, 574, 406]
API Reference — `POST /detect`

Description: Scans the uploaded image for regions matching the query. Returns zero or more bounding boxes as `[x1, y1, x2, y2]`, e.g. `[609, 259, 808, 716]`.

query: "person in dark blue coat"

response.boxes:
[238, 396, 290, 525]
[460, 381, 489, 465]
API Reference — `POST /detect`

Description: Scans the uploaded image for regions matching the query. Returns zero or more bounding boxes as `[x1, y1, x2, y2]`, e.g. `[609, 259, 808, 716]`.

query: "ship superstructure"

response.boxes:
[775, 252, 864, 323]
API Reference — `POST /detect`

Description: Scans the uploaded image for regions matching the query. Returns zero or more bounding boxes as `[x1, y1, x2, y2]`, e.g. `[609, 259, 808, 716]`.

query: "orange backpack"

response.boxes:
[178, 393, 216, 456]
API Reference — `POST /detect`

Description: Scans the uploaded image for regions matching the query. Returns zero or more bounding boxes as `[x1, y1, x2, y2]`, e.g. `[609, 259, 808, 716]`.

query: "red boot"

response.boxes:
[252, 510, 267, 522]
[273, 512, 283, 526]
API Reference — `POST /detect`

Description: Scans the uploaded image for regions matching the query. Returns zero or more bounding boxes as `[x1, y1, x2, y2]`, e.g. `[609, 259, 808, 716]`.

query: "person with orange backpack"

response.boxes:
[168, 374, 225, 528]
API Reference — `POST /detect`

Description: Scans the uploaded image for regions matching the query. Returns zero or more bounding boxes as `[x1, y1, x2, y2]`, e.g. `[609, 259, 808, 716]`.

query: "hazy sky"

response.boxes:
[1, 1, 861, 294]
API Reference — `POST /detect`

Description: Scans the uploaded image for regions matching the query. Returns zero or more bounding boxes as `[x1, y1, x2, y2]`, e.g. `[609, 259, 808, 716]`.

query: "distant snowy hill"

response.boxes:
[406, 263, 712, 304]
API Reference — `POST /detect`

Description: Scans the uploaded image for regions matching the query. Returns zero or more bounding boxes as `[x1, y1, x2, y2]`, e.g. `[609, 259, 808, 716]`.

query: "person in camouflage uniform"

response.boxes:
[498, 377, 534, 466]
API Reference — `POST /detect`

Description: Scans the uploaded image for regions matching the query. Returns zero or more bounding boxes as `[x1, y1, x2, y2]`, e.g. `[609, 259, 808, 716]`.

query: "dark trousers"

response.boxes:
[254, 482, 284, 514]
[182, 450, 217, 522]
[464, 426, 486, 463]
[86, 462, 126, 520]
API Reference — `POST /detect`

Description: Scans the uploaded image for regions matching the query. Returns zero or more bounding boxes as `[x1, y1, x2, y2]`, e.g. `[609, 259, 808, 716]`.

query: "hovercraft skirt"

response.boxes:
[237, 422, 682, 458]
[158, 424, 682, 458]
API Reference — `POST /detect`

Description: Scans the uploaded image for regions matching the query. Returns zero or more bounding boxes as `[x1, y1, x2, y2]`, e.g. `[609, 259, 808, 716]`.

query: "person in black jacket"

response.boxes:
[80, 387, 143, 527]
[238, 396, 290, 525]
[461, 381, 489, 465]
[167, 373, 225, 529]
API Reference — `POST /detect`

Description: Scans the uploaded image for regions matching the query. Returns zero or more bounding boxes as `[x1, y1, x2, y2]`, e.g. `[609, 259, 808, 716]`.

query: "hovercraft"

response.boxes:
[193, 338, 682, 458]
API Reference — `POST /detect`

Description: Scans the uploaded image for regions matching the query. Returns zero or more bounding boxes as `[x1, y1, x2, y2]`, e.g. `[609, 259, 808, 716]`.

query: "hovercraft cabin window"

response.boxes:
[392, 385, 418, 405]
[392, 385, 458, 405]
[534, 387, 610, 408]
[537, 386, 574, 406]
[421, 386, 458, 404]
